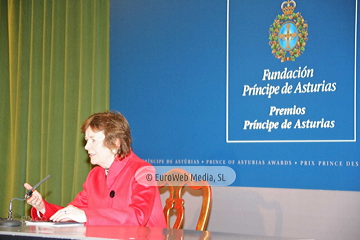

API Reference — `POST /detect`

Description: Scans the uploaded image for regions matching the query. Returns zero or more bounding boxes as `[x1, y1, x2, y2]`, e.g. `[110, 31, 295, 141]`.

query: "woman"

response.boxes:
[24, 111, 166, 227]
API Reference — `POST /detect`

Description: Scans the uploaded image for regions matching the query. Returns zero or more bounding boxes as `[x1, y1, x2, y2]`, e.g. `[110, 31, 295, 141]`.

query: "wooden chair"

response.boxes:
[158, 168, 212, 231]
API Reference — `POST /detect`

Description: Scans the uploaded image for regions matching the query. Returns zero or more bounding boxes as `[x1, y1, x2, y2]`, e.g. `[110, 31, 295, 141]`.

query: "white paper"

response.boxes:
[25, 221, 84, 227]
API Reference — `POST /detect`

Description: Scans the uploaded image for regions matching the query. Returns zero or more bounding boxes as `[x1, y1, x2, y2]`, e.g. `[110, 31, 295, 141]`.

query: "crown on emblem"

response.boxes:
[281, 0, 296, 15]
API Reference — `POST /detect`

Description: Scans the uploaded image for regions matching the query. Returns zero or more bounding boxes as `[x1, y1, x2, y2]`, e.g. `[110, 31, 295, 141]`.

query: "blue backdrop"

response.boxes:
[110, 0, 360, 191]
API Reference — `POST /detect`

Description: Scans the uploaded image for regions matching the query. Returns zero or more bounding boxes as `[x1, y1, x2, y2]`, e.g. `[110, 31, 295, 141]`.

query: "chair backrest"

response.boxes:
[158, 168, 212, 231]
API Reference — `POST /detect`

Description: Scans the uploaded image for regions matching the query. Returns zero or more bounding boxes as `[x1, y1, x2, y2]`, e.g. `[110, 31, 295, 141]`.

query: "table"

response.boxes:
[0, 224, 313, 240]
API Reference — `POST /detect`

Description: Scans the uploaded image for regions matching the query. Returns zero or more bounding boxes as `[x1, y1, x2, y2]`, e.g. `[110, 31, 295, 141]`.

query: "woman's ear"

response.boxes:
[115, 138, 121, 150]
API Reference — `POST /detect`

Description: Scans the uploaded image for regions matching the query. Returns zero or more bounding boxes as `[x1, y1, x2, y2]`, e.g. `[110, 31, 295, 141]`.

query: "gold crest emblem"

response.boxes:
[269, 0, 309, 62]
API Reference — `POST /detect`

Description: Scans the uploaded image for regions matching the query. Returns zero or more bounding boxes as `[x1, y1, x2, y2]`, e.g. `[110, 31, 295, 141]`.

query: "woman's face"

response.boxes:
[84, 127, 115, 168]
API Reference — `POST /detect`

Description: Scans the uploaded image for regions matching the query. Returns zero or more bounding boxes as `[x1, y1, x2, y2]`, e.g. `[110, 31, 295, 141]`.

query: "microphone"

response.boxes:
[0, 198, 25, 227]
[25, 175, 51, 199]
[0, 175, 51, 227]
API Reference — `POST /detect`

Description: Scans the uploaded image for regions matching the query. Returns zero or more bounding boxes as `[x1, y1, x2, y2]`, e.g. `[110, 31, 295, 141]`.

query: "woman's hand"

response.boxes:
[24, 183, 46, 214]
[50, 205, 87, 223]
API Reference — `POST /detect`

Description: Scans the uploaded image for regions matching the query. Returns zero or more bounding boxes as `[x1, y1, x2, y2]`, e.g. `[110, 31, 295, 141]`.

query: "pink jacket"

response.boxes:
[31, 151, 166, 228]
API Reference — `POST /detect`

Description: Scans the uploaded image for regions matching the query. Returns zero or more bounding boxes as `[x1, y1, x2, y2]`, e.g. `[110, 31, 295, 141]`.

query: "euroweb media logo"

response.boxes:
[269, 0, 309, 62]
